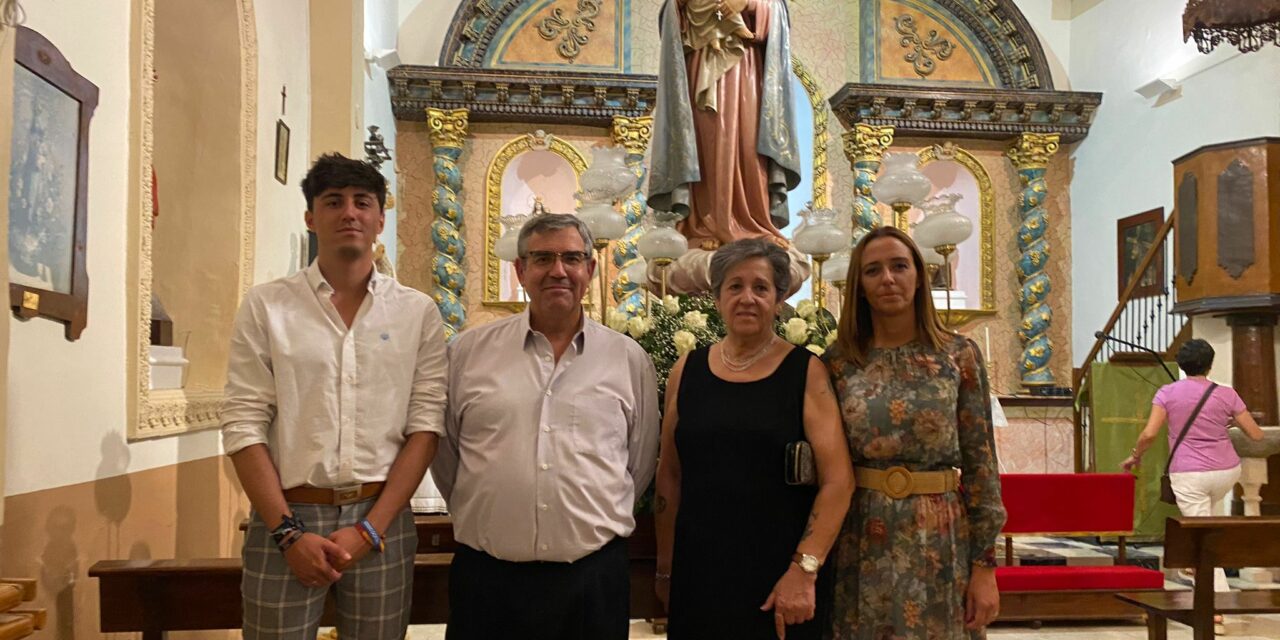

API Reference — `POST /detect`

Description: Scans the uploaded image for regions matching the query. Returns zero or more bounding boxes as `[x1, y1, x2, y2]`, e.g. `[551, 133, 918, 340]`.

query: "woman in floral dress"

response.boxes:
[823, 226, 1005, 639]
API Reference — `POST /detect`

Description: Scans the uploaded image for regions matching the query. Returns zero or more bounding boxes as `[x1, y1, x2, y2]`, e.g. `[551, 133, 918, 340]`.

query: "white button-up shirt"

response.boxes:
[432, 312, 660, 562]
[221, 263, 447, 489]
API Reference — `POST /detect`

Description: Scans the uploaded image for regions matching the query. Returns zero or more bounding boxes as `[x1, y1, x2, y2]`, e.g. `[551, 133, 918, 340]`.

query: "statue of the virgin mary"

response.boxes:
[647, 0, 808, 295]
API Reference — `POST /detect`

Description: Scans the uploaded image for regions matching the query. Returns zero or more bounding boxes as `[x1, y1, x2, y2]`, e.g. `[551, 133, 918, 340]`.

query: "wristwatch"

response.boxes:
[792, 552, 821, 574]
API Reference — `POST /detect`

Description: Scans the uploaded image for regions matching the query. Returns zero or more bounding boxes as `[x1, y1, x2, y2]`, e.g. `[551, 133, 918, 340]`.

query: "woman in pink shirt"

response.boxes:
[1122, 339, 1264, 597]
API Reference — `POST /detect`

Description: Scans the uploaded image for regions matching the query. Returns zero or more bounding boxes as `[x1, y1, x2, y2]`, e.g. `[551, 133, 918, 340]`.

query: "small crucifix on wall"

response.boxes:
[281, 85, 287, 115]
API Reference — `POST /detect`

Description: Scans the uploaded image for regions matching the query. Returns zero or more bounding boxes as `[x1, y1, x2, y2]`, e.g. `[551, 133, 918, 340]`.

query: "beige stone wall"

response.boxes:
[0, 456, 247, 640]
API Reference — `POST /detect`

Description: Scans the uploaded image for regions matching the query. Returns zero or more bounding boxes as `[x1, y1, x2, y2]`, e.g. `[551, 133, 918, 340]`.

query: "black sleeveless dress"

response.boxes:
[668, 345, 828, 639]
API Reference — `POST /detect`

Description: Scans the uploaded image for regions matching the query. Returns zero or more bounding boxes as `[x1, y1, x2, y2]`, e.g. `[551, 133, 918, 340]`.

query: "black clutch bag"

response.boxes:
[785, 440, 817, 486]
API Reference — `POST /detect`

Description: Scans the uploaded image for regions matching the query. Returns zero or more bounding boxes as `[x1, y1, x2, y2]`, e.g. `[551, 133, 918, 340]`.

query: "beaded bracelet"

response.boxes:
[277, 528, 303, 552]
[356, 519, 385, 553]
[270, 513, 306, 553]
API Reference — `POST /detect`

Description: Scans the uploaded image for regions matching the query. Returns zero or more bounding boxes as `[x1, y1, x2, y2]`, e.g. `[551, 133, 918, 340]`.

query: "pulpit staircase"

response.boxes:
[1073, 212, 1188, 472]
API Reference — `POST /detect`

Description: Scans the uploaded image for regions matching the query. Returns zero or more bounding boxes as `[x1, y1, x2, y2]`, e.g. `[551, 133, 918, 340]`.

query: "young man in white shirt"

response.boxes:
[221, 153, 448, 640]
[433, 214, 660, 640]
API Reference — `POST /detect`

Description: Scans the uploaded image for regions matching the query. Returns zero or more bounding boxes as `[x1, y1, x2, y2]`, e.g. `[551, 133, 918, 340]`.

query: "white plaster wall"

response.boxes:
[1067, 0, 1280, 364]
[398, 0, 463, 66]
[256, 0, 313, 283]
[7, 0, 324, 497]
[1193, 316, 1234, 387]
[4, 1, 228, 496]
[1012, 0, 1072, 89]
[367, 0, 399, 264]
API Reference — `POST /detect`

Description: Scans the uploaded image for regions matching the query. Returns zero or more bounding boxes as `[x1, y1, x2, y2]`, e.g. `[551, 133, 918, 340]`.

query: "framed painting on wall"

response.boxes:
[274, 119, 290, 184]
[8, 26, 98, 340]
[1116, 207, 1165, 300]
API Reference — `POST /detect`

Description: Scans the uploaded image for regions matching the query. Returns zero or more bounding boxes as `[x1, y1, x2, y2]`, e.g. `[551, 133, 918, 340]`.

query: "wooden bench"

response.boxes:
[996, 474, 1166, 624]
[0, 579, 43, 640]
[1117, 516, 1280, 640]
[91, 516, 663, 639]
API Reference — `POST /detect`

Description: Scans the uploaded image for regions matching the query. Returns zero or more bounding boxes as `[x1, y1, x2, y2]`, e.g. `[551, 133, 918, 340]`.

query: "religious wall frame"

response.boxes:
[126, 0, 258, 440]
[483, 131, 589, 312]
[916, 143, 996, 326]
[8, 26, 98, 341]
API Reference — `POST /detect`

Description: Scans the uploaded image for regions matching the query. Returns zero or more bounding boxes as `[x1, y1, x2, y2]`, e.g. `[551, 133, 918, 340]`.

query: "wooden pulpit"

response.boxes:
[1171, 137, 1280, 513]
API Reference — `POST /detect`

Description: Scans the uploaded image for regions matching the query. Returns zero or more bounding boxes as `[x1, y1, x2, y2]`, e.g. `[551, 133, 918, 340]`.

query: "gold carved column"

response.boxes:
[1006, 132, 1061, 387]
[426, 108, 470, 339]
[842, 124, 895, 234]
[610, 115, 654, 319]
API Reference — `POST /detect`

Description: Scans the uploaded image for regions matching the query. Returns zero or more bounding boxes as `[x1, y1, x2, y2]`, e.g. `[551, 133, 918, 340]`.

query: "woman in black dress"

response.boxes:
[654, 238, 854, 639]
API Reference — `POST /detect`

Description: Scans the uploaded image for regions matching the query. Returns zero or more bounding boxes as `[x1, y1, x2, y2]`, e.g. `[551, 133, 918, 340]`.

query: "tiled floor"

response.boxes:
[404, 615, 1280, 639]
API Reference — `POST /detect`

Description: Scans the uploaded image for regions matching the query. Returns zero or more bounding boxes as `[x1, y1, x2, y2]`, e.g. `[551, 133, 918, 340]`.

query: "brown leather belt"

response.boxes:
[854, 466, 959, 499]
[282, 482, 385, 506]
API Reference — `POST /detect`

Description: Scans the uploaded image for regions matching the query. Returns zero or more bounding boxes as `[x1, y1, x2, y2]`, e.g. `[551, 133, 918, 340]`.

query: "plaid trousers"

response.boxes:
[241, 500, 417, 640]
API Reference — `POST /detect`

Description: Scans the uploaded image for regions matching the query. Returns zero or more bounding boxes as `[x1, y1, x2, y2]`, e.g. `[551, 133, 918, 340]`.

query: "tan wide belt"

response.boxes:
[282, 482, 385, 506]
[854, 466, 959, 499]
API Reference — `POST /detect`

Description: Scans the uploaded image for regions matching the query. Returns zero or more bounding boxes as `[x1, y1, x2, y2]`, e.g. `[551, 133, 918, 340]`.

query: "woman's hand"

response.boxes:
[1120, 454, 1141, 472]
[760, 564, 816, 639]
[965, 565, 1000, 630]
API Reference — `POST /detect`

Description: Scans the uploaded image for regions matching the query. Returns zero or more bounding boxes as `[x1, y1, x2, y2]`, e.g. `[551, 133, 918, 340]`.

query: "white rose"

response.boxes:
[662, 295, 681, 315]
[604, 309, 628, 333]
[796, 299, 817, 319]
[783, 317, 810, 345]
[673, 330, 697, 356]
[627, 316, 650, 338]
[825, 329, 839, 347]
[683, 311, 708, 331]
[806, 343, 825, 356]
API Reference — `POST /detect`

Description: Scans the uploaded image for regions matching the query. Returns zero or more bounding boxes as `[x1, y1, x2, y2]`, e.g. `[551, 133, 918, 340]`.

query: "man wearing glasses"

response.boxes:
[433, 213, 660, 639]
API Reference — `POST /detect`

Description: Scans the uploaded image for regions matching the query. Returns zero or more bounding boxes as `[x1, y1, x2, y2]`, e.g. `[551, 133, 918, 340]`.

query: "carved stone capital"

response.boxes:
[1006, 132, 1061, 170]
[427, 108, 470, 149]
[842, 124, 896, 165]
[610, 115, 654, 156]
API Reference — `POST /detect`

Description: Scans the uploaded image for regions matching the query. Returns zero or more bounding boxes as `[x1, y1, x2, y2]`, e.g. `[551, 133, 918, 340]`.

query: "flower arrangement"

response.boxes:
[605, 293, 839, 399]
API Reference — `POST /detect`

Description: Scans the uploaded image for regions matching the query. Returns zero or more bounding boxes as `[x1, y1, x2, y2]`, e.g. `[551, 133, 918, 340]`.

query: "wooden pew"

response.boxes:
[0, 578, 43, 640]
[91, 516, 663, 639]
[1116, 516, 1280, 640]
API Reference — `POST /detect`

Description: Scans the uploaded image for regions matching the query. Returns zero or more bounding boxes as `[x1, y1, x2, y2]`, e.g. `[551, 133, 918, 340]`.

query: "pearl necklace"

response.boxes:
[719, 336, 778, 372]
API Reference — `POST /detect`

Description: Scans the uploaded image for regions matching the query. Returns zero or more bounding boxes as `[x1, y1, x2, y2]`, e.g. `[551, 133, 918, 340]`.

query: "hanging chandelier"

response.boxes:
[1183, 0, 1280, 54]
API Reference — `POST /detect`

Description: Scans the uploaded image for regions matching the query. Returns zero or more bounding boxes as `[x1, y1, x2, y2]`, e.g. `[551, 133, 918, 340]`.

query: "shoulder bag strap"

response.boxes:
[1166, 382, 1218, 474]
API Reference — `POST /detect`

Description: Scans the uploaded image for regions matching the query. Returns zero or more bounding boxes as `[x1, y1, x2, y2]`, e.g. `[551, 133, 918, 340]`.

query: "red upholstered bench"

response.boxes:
[996, 473, 1165, 623]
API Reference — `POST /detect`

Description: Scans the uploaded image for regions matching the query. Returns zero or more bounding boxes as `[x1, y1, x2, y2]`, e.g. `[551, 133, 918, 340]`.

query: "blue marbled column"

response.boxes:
[842, 124, 895, 234]
[1007, 133, 1061, 387]
[426, 108, 470, 339]
[610, 116, 654, 319]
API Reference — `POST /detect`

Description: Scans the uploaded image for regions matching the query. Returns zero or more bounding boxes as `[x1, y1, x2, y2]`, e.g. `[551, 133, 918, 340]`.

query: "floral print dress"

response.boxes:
[823, 336, 1005, 640]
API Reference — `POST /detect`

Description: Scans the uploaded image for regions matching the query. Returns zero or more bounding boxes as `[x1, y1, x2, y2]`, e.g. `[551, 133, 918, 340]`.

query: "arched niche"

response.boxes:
[911, 143, 996, 326]
[127, 0, 258, 439]
[483, 132, 588, 311]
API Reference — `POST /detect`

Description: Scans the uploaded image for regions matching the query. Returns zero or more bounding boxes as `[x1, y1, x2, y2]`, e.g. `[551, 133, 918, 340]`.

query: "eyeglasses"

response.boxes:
[523, 250, 591, 268]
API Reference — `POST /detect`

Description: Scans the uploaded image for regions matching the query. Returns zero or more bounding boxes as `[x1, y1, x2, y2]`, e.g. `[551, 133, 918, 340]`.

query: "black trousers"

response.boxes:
[445, 537, 630, 640]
